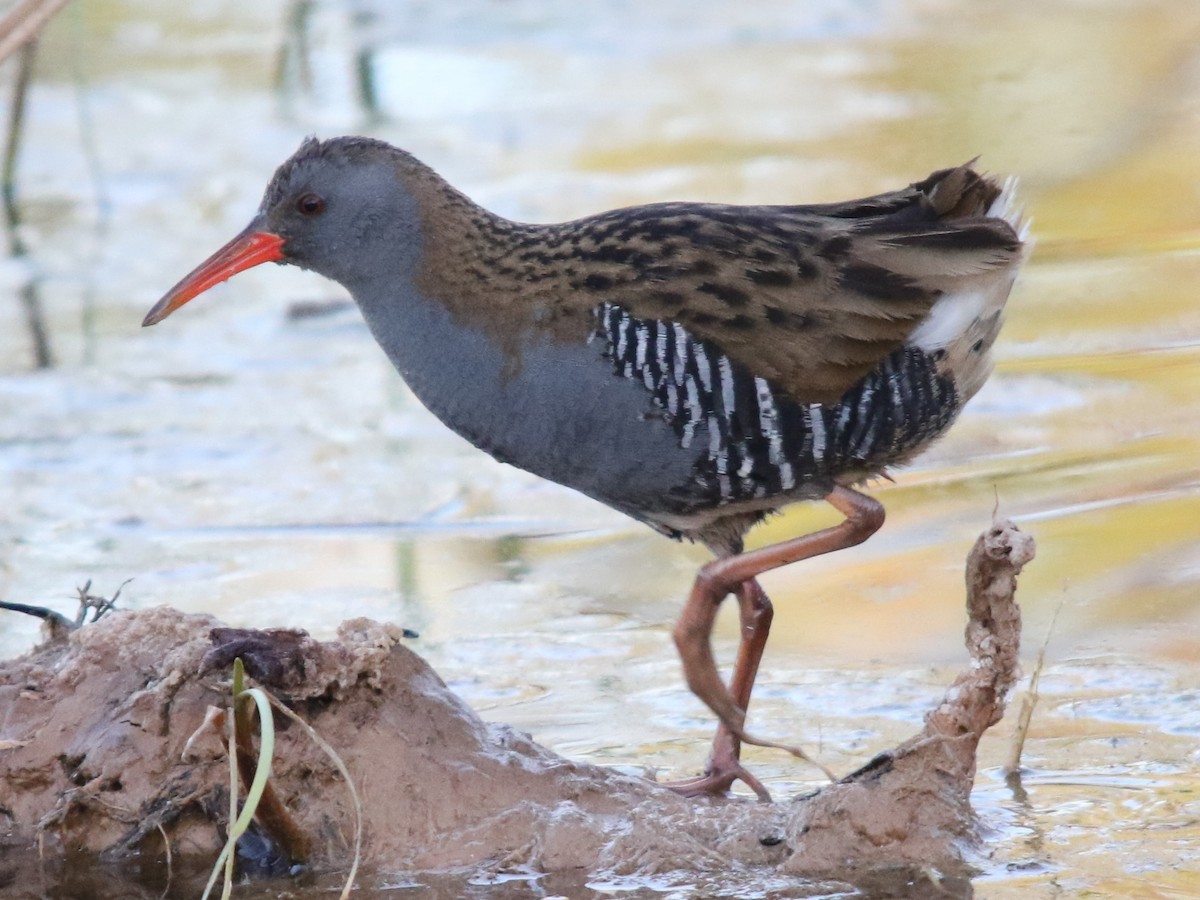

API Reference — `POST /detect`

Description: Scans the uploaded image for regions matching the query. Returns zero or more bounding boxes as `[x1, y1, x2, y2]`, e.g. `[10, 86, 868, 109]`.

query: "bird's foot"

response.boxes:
[663, 759, 772, 802]
[660, 727, 772, 801]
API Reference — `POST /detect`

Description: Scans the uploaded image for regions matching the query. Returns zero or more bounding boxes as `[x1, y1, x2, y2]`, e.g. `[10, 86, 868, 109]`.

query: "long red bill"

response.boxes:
[142, 228, 285, 326]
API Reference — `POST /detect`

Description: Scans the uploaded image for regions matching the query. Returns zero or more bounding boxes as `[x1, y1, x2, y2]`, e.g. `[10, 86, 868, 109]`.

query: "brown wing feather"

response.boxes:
[415, 163, 1023, 405]
[533, 164, 1022, 404]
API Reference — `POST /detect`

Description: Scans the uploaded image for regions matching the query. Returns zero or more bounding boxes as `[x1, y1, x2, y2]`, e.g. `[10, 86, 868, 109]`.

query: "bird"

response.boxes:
[144, 136, 1026, 800]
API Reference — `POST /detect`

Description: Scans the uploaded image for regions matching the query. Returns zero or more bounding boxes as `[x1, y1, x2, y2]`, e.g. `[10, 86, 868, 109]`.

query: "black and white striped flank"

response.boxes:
[596, 302, 961, 506]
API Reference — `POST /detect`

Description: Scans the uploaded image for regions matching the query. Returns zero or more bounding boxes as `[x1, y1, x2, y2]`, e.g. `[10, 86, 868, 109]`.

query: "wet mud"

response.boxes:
[0, 521, 1033, 895]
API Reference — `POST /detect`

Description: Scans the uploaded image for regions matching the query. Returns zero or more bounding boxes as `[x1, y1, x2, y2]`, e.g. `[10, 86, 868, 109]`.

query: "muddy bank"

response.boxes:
[0, 521, 1033, 893]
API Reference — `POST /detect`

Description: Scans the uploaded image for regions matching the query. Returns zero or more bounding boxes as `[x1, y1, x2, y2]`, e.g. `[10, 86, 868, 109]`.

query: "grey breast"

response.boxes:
[355, 276, 962, 535]
[352, 283, 712, 524]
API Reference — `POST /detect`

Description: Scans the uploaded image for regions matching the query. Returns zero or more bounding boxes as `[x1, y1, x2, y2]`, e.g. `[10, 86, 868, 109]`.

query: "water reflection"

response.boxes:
[3, 41, 53, 369]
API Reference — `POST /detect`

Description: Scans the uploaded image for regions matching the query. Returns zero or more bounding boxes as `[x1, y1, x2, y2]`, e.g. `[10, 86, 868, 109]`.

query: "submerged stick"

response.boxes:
[1005, 596, 1062, 776]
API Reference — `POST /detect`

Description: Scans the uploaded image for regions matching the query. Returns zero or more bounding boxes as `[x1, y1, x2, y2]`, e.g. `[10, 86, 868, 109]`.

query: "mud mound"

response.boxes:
[0, 520, 1033, 892]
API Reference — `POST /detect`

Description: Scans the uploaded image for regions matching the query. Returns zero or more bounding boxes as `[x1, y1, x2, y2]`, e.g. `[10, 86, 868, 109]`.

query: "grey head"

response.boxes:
[142, 136, 442, 326]
[256, 136, 428, 293]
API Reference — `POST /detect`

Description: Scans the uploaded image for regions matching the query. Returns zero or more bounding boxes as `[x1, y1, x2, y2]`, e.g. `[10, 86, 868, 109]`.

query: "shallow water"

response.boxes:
[2, 0, 1199, 896]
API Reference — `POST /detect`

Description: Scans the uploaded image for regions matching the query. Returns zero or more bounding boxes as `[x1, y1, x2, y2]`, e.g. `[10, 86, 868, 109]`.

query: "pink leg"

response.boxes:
[666, 486, 885, 797]
[668, 578, 774, 800]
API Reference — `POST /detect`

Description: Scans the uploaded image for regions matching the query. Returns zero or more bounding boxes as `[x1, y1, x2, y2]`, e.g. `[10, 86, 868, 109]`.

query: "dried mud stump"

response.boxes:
[778, 518, 1035, 880]
[0, 519, 1034, 892]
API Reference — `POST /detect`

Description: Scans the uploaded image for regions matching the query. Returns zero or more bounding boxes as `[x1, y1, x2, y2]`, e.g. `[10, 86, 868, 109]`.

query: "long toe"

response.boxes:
[661, 761, 772, 802]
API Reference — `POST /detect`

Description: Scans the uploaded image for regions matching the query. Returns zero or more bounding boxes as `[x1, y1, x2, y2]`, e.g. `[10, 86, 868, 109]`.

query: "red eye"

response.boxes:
[296, 192, 326, 216]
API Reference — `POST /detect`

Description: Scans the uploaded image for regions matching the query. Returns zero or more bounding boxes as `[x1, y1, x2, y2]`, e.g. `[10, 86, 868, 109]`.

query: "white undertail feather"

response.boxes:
[908, 177, 1028, 404]
[989, 177, 1032, 243]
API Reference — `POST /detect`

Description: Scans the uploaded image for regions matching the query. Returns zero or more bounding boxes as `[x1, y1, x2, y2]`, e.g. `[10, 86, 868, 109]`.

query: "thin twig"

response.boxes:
[1004, 595, 1064, 775]
[3, 37, 54, 368]
[155, 822, 173, 900]
[67, 0, 109, 365]
[273, 0, 315, 114]
[0, 0, 71, 62]
[265, 690, 363, 900]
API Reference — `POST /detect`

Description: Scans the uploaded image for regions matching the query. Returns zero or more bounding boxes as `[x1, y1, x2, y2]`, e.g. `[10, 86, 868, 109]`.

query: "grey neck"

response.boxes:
[347, 278, 702, 524]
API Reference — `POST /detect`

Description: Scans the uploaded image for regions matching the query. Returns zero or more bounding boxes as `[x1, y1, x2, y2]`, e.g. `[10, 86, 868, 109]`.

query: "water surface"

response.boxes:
[2, 0, 1199, 896]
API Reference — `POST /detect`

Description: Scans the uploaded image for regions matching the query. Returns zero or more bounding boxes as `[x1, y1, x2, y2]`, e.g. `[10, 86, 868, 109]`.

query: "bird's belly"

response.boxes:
[359, 292, 965, 532]
[362, 294, 710, 520]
